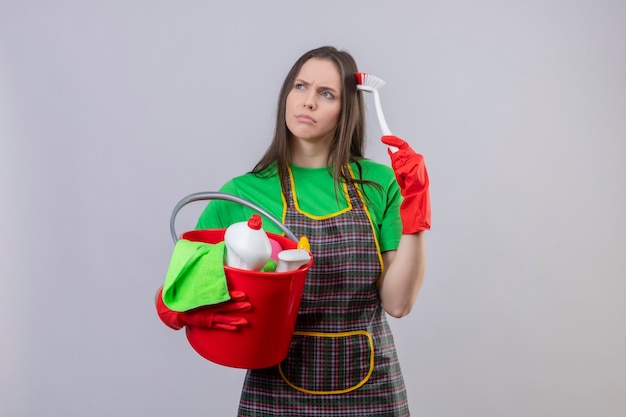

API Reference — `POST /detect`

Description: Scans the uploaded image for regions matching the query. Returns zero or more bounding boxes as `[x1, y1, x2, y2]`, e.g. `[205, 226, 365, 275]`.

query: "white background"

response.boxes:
[1, 1, 625, 416]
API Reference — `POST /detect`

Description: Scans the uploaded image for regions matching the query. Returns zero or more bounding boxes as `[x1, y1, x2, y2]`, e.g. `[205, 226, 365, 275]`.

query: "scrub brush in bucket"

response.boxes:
[355, 72, 399, 153]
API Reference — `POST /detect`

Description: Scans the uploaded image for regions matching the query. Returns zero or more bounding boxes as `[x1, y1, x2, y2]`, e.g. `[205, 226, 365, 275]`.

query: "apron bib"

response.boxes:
[238, 166, 409, 416]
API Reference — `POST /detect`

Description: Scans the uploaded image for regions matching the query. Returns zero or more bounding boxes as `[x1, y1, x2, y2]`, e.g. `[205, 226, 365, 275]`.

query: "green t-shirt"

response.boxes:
[196, 160, 403, 252]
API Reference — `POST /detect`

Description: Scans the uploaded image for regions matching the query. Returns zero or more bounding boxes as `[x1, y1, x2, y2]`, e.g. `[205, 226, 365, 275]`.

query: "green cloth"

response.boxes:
[162, 239, 230, 312]
[195, 160, 403, 252]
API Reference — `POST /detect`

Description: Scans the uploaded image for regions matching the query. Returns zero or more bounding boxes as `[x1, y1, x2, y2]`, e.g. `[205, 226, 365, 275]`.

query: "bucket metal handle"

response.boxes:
[170, 191, 299, 244]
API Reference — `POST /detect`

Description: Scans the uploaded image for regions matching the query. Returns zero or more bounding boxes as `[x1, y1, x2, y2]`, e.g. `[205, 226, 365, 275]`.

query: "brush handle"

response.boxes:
[372, 90, 399, 153]
[372, 90, 392, 135]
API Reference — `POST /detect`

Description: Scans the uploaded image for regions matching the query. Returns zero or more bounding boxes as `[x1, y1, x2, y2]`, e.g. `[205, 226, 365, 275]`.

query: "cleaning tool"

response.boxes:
[355, 72, 399, 152]
[380, 135, 431, 234]
[297, 236, 310, 251]
[224, 214, 272, 271]
[275, 249, 312, 272]
[355, 73, 430, 233]
[269, 238, 283, 261]
[161, 239, 230, 311]
[165, 192, 313, 369]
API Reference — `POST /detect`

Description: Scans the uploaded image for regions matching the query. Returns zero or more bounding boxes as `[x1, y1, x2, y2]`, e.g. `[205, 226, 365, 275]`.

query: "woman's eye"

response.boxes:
[295, 83, 305, 90]
[321, 91, 334, 99]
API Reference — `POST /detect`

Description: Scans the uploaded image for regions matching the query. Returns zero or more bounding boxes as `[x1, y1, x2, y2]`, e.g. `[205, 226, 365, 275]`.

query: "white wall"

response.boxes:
[1, 1, 625, 416]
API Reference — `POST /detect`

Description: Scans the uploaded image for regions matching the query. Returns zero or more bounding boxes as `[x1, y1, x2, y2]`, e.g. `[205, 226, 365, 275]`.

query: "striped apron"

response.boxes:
[237, 168, 409, 416]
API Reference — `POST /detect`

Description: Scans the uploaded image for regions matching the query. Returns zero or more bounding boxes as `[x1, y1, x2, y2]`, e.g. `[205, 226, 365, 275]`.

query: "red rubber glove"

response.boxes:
[155, 287, 251, 331]
[381, 135, 431, 234]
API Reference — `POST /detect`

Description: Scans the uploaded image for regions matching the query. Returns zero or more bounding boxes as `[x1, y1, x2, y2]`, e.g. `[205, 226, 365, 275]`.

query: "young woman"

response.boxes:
[156, 46, 431, 416]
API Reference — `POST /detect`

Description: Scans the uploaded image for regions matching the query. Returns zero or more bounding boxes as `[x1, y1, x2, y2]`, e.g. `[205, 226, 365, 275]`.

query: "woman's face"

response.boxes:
[285, 58, 342, 146]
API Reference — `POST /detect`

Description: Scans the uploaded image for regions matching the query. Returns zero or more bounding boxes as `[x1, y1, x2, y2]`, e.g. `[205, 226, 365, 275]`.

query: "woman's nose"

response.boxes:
[303, 92, 316, 109]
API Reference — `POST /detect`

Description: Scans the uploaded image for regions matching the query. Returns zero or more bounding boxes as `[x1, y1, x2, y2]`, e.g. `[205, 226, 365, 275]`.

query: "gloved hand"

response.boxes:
[155, 287, 251, 331]
[381, 135, 431, 234]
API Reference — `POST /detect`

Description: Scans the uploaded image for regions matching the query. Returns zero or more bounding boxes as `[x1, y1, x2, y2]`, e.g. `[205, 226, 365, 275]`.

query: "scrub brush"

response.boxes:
[355, 72, 398, 152]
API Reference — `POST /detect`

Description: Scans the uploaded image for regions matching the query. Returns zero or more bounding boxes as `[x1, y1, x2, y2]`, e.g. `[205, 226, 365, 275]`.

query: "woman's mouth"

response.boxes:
[295, 114, 315, 124]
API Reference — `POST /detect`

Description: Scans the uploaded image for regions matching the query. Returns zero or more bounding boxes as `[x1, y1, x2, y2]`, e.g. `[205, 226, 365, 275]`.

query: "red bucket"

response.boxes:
[179, 228, 311, 369]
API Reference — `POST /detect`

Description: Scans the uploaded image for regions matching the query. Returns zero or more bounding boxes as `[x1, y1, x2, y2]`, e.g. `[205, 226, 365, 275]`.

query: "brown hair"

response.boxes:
[251, 46, 375, 195]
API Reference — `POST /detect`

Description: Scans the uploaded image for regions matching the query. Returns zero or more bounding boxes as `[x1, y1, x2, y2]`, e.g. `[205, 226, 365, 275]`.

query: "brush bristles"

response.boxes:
[355, 72, 386, 90]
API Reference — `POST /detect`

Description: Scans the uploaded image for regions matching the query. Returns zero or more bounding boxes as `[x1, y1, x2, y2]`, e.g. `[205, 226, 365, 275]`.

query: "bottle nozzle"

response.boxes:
[247, 214, 262, 230]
